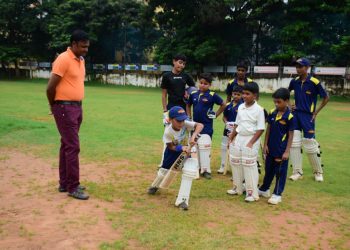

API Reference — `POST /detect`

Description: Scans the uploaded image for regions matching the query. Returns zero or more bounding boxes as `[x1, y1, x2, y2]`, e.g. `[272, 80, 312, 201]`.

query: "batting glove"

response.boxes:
[207, 110, 216, 119]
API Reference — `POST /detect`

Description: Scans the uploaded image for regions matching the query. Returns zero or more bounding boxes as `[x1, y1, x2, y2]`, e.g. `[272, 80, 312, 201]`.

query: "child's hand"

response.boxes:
[182, 146, 191, 155]
[162, 111, 170, 125]
[246, 142, 253, 149]
[263, 146, 269, 155]
[282, 151, 289, 161]
[291, 102, 296, 111]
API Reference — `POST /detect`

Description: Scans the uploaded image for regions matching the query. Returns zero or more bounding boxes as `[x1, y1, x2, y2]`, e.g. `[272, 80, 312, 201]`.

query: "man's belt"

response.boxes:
[55, 100, 82, 106]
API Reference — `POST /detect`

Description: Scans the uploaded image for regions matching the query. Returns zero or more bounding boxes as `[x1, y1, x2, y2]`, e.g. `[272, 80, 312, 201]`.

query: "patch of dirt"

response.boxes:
[266, 211, 338, 249]
[334, 117, 350, 122]
[0, 149, 122, 250]
[333, 106, 350, 111]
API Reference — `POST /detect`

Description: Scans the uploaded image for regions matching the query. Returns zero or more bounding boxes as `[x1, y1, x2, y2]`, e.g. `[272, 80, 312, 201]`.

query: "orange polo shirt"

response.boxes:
[52, 47, 85, 101]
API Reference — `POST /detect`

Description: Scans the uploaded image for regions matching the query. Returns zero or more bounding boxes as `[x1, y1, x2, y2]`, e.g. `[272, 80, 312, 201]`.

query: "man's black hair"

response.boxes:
[236, 61, 248, 71]
[272, 88, 290, 101]
[199, 73, 213, 84]
[243, 81, 259, 94]
[232, 85, 243, 93]
[70, 30, 89, 44]
[173, 54, 187, 62]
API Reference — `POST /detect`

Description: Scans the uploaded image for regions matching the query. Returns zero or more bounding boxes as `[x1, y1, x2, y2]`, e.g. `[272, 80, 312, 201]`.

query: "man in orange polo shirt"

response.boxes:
[46, 30, 90, 200]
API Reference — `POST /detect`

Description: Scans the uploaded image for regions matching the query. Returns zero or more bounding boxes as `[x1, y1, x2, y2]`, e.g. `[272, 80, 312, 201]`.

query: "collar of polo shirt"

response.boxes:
[67, 47, 84, 61]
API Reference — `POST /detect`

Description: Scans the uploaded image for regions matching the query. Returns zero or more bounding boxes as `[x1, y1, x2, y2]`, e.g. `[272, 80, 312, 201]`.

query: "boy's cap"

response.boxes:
[295, 58, 310, 67]
[169, 106, 188, 121]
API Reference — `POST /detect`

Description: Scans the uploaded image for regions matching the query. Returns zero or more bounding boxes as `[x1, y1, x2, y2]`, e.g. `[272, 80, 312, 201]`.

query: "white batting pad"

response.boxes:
[151, 168, 168, 188]
[197, 134, 212, 173]
[229, 143, 243, 194]
[175, 158, 198, 206]
[242, 147, 259, 200]
[290, 130, 303, 175]
[303, 138, 323, 174]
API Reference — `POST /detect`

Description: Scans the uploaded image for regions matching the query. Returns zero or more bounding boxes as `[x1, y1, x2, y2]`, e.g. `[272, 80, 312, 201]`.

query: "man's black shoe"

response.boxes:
[68, 189, 89, 200]
[58, 185, 86, 193]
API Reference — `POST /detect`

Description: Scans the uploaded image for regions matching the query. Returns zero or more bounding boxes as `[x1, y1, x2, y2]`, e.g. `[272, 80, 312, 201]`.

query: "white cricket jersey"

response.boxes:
[235, 102, 265, 136]
[163, 120, 196, 145]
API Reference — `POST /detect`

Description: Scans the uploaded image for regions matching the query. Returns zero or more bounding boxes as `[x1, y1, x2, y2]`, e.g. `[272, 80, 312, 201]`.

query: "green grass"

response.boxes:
[1, 79, 350, 249]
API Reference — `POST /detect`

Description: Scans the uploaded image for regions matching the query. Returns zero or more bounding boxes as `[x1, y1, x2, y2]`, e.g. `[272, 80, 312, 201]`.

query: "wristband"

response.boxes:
[175, 145, 183, 152]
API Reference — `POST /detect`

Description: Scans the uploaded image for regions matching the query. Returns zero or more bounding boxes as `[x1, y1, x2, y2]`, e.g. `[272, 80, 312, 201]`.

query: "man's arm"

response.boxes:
[311, 96, 329, 122]
[46, 73, 62, 106]
[186, 103, 192, 119]
[161, 88, 168, 112]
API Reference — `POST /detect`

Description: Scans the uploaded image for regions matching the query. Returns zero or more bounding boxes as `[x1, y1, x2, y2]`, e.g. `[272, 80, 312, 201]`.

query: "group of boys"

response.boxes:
[148, 55, 329, 210]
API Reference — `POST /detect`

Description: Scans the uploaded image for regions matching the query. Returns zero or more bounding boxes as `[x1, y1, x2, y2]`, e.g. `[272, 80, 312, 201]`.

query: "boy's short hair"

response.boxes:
[173, 54, 187, 62]
[272, 88, 290, 100]
[199, 73, 213, 84]
[236, 61, 248, 71]
[70, 30, 89, 44]
[232, 85, 243, 93]
[243, 82, 259, 94]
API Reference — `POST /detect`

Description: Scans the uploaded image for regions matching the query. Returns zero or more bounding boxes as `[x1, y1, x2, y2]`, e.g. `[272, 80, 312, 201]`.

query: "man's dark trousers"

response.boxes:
[52, 103, 82, 193]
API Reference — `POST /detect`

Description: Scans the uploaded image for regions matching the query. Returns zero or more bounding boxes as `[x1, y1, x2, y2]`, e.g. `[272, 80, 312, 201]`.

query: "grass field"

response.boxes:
[0, 79, 349, 249]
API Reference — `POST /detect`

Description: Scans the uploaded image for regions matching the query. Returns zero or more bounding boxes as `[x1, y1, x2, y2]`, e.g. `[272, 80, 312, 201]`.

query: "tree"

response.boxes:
[0, 0, 53, 70]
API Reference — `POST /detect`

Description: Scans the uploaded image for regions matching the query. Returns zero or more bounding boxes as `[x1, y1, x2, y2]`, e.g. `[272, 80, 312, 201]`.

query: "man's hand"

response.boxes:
[311, 112, 317, 122]
[282, 151, 289, 161]
[207, 110, 216, 119]
[163, 111, 170, 125]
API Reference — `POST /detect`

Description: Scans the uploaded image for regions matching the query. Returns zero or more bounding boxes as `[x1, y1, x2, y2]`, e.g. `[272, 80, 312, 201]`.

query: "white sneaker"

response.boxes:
[217, 167, 224, 174]
[245, 195, 255, 202]
[227, 189, 238, 195]
[268, 194, 282, 205]
[289, 172, 303, 181]
[315, 173, 324, 182]
[258, 189, 270, 198]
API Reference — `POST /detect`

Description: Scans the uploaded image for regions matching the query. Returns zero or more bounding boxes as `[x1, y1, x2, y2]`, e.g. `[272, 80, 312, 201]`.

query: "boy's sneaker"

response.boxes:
[68, 189, 89, 200]
[258, 189, 270, 198]
[314, 173, 324, 182]
[178, 201, 188, 211]
[245, 195, 255, 202]
[202, 172, 212, 179]
[268, 194, 282, 205]
[289, 172, 303, 181]
[217, 167, 224, 174]
[147, 187, 158, 195]
[226, 189, 238, 195]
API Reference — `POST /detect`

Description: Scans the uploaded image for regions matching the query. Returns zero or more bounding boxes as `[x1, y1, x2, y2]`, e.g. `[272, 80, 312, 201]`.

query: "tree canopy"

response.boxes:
[0, 0, 349, 67]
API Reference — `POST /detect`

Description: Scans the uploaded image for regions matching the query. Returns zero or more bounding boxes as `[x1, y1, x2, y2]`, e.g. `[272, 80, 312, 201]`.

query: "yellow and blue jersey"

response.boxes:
[225, 77, 253, 95]
[223, 99, 243, 122]
[222, 99, 243, 136]
[188, 90, 224, 136]
[288, 75, 328, 114]
[267, 108, 295, 158]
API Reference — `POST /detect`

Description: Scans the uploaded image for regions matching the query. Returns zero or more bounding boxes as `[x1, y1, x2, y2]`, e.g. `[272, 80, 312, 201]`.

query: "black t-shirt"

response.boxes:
[161, 71, 195, 108]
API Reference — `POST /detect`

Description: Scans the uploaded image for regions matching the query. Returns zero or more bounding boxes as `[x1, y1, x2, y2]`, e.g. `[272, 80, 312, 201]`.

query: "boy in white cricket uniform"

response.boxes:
[227, 82, 265, 202]
[148, 106, 203, 210]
